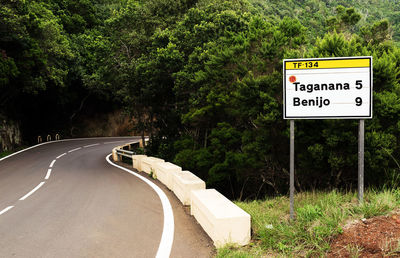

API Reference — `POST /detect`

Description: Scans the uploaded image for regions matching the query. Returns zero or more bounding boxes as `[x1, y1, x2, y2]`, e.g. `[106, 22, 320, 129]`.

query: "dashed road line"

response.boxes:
[49, 160, 56, 168]
[56, 153, 67, 159]
[103, 141, 125, 144]
[19, 182, 45, 201]
[45, 169, 52, 180]
[0, 206, 14, 216]
[0, 138, 138, 218]
[0, 137, 139, 162]
[68, 147, 81, 153]
[83, 143, 100, 148]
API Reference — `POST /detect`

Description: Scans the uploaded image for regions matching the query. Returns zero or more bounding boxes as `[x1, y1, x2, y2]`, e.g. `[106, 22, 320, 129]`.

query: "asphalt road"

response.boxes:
[0, 137, 214, 258]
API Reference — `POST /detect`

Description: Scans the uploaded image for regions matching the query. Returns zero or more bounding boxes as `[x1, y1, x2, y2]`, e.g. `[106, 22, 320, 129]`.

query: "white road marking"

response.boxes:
[49, 160, 56, 168]
[83, 143, 100, 148]
[0, 206, 14, 216]
[0, 142, 50, 162]
[68, 147, 81, 153]
[56, 153, 67, 159]
[0, 138, 139, 219]
[0, 137, 140, 162]
[103, 140, 133, 144]
[106, 154, 174, 258]
[19, 182, 45, 201]
[45, 169, 52, 180]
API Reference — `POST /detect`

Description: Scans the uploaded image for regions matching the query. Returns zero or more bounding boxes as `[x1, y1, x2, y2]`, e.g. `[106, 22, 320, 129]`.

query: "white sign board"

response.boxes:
[283, 57, 373, 119]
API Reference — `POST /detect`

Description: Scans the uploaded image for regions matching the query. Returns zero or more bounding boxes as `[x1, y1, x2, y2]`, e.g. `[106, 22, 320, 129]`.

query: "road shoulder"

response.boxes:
[114, 161, 216, 258]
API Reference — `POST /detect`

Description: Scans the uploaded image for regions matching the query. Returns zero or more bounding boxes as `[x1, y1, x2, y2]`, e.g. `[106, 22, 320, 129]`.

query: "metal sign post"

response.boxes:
[358, 119, 365, 203]
[290, 120, 295, 220]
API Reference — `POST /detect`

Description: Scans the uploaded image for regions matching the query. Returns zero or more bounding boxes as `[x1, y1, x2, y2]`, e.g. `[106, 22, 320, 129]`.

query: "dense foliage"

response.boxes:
[2, 0, 400, 199]
[0, 0, 117, 140]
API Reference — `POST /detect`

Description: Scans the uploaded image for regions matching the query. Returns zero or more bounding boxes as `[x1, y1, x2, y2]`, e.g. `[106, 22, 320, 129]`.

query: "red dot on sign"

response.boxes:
[289, 76, 296, 83]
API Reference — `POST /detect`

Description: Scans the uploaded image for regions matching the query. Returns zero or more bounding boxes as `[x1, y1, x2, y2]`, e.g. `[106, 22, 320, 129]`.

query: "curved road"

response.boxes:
[0, 138, 213, 258]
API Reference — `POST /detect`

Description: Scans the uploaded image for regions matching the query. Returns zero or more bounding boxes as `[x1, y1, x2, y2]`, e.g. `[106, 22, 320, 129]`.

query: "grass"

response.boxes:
[0, 146, 28, 159]
[217, 189, 400, 257]
[0, 150, 14, 159]
[346, 244, 363, 258]
[385, 239, 400, 256]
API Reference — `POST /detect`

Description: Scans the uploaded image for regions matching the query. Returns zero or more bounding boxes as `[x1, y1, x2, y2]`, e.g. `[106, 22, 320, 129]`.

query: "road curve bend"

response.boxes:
[0, 137, 214, 258]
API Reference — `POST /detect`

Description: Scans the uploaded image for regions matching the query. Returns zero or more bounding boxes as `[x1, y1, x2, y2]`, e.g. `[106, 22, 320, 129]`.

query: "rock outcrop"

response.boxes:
[0, 116, 21, 152]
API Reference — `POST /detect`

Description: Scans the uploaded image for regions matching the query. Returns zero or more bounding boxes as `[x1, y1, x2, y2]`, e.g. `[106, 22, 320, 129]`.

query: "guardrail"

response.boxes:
[111, 139, 251, 248]
[116, 149, 135, 158]
[112, 140, 143, 161]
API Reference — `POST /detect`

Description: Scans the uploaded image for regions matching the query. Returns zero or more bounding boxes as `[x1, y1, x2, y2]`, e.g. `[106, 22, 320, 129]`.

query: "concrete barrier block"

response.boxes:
[155, 162, 182, 190]
[131, 155, 147, 171]
[191, 189, 251, 248]
[172, 171, 205, 205]
[141, 157, 164, 174]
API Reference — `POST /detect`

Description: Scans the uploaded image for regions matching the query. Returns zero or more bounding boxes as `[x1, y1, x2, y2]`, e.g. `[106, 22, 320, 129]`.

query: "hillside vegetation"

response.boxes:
[219, 189, 400, 256]
[1, 0, 400, 199]
[253, 0, 400, 44]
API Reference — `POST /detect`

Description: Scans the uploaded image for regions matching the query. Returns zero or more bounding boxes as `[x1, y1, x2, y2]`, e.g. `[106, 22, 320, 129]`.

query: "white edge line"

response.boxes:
[0, 137, 141, 163]
[83, 143, 100, 148]
[19, 182, 45, 201]
[49, 160, 56, 168]
[0, 206, 14, 215]
[45, 169, 52, 180]
[68, 147, 82, 153]
[56, 153, 67, 159]
[0, 142, 51, 162]
[105, 154, 174, 258]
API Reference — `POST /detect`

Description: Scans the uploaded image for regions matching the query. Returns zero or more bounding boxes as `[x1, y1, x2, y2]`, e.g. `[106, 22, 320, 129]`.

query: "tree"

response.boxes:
[327, 5, 361, 34]
[0, 0, 72, 116]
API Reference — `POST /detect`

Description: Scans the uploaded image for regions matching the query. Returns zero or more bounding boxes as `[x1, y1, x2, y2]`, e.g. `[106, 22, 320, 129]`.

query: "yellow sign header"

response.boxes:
[285, 58, 371, 70]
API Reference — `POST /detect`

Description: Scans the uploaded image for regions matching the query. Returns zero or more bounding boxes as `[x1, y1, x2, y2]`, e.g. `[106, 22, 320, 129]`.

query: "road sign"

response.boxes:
[283, 56, 373, 119]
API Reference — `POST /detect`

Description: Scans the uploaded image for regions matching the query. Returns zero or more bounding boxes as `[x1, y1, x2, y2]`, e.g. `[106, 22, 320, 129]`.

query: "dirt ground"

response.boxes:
[328, 212, 400, 257]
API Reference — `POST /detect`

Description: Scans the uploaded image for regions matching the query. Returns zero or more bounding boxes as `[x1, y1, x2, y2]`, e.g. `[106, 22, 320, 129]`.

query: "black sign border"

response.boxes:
[283, 56, 373, 120]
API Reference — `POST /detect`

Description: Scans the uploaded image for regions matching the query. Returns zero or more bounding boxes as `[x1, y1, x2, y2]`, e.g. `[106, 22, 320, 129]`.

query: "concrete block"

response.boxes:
[112, 147, 119, 161]
[154, 162, 182, 190]
[191, 189, 251, 247]
[141, 157, 164, 174]
[131, 155, 147, 171]
[172, 171, 205, 205]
